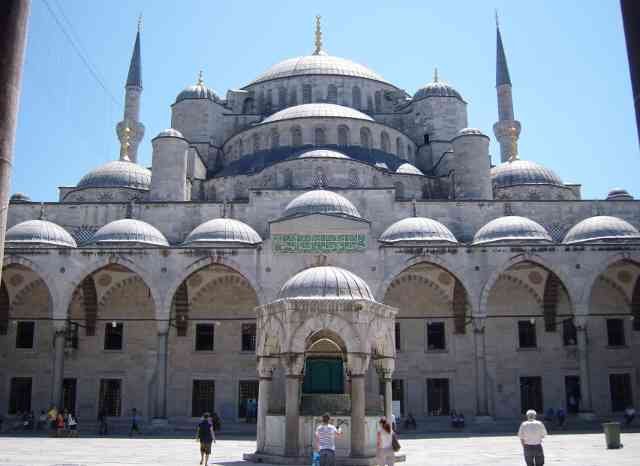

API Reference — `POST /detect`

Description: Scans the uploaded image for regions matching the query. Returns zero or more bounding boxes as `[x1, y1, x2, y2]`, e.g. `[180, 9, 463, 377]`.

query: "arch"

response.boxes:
[314, 127, 327, 146]
[578, 253, 640, 308]
[289, 313, 363, 354]
[352, 86, 362, 109]
[327, 84, 338, 104]
[396, 137, 404, 157]
[242, 97, 255, 114]
[290, 126, 303, 147]
[338, 125, 350, 146]
[380, 131, 390, 153]
[360, 127, 372, 149]
[302, 84, 312, 104]
[305, 328, 348, 355]
[384, 273, 451, 307]
[479, 254, 575, 317]
[3, 256, 59, 319]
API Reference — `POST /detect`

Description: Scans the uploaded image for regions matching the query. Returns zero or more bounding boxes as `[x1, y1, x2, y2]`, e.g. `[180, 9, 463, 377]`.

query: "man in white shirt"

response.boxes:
[518, 409, 548, 466]
[315, 413, 343, 466]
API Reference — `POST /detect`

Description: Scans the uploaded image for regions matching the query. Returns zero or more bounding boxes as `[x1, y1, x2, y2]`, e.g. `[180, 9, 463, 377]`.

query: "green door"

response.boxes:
[303, 358, 344, 394]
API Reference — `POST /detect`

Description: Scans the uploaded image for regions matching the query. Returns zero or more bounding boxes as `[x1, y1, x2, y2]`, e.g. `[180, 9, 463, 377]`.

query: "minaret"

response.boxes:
[492, 13, 521, 163]
[116, 17, 145, 163]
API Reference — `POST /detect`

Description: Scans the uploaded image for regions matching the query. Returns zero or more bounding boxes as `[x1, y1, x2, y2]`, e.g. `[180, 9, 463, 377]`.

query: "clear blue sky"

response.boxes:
[13, 0, 638, 201]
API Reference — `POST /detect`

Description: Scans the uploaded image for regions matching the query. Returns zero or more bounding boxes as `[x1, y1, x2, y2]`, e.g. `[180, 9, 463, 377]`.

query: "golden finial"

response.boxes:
[122, 126, 132, 162]
[314, 15, 323, 55]
[197, 70, 204, 86]
[508, 126, 519, 162]
[138, 14, 143, 33]
[433, 67, 439, 82]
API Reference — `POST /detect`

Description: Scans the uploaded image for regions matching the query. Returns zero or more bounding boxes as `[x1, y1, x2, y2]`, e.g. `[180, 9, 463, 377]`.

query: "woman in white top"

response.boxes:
[376, 417, 394, 466]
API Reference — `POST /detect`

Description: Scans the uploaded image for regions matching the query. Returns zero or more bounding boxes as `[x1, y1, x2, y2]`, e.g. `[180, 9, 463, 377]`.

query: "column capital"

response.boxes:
[374, 357, 395, 379]
[472, 316, 487, 334]
[347, 353, 370, 377]
[282, 352, 304, 376]
[257, 356, 279, 379]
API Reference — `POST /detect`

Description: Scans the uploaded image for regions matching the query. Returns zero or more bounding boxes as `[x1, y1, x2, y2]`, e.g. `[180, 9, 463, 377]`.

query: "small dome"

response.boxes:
[155, 128, 184, 139]
[457, 128, 484, 136]
[77, 160, 151, 190]
[563, 216, 640, 245]
[175, 74, 219, 103]
[6, 219, 76, 248]
[262, 103, 374, 124]
[247, 54, 390, 86]
[293, 149, 351, 160]
[379, 217, 457, 245]
[90, 219, 168, 247]
[9, 193, 31, 203]
[375, 162, 389, 170]
[414, 80, 464, 102]
[183, 218, 262, 246]
[395, 163, 424, 175]
[473, 216, 553, 245]
[606, 188, 634, 201]
[278, 266, 374, 300]
[491, 160, 563, 189]
[283, 190, 361, 219]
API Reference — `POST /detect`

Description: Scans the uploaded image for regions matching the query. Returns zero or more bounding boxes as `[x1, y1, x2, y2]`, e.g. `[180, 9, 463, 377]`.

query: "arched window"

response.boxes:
[282, 168, 293, 188]
[352, 86, 361, 109]
[394, 181, 405, 200]
[407, 144, 413, 160]
[367, 95, 374, 112]
[242, 98, 255, 114]
[381, 131, 390, 152]
[375, 91, 382, 112]
[257, 90, 265, 113]
[252, 133, 261, 153]
[234, 181, 245, 200]
[265, 89, 273, 113]
[238, 139, 244, 156]
[313, 167, 328, 187]
[338, 125, 350, 146]
[360, 127, 371, 149]
[327, 84, 338, 104]
[270, 129, 280, 149]
[289, 88, 298, 106]
[278, 87, 287, 108]
[396, 137, 403, 157]
[314, 127, 326, 146]
[291, 126, 303, 146]
[348, 169, 360, 187]
[303, 84, 312, 104]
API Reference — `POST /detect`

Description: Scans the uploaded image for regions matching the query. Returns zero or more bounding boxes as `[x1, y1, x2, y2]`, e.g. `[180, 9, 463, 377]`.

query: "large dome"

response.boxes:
[262, 103, 373, 124]
[183, 218, 262, 246]
[379, 217, 457, 245]
[491, 160, 563, 189]
[77, 160, 151, 190]
[247, 54, 390, 86]
[278, 266, 374, 300]
[5, 219, 77, 248]
[90, 219, 169, 246]
[282, 190, 361, 219]
[473, 216, 553, 245]
[563, 216, 640, 244]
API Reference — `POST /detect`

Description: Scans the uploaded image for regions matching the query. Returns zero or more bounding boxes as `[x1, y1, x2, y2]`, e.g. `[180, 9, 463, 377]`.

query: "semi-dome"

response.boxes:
[606, 188, 634, 201]
[473, 216, 553, 245]
[395, 163, 424, 175]
[293, 149, 351, 160]
[413, 78, 464, 102]
[89, 219, 169, 246]
[247, 54, 390, 87]
[262, 103, 374, 124]
[9, 193, 31, 203]
[563, 216, 640, 244]
[5, 219, 77, 248]
[379, 217, 457, 245]
[183, 218, 262, 246]
[282, 190, 361, 219]
[155, 128, 184, 139]
[278, 266, 374, 300]
[77, 160, 151, 190]
[491, 159, 563, 189]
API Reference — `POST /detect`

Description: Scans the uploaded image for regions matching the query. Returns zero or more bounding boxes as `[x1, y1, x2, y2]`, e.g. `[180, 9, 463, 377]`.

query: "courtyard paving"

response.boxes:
[0, 432, 637, 466]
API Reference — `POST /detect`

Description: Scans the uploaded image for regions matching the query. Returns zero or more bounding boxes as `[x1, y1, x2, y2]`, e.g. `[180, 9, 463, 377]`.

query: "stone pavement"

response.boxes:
[0, 433, 638, 466]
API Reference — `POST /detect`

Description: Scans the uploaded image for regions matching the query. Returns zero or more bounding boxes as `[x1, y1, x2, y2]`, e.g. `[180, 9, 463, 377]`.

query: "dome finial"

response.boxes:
[138, 13, 143, 33]
[313, 15, 323, 55]
[120, 126, 132, 162]
[507, 125, 520, 162]
[433, 67, 439, 82]
[197, 70, 204, 86]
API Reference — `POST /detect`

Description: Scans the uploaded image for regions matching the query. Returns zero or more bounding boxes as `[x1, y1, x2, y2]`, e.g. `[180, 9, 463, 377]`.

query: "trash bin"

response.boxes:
[602, 422, 621, 449]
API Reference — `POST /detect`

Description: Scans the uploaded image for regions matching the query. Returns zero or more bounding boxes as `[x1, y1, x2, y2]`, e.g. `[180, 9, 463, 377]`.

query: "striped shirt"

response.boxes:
[316, 424, 339, 451]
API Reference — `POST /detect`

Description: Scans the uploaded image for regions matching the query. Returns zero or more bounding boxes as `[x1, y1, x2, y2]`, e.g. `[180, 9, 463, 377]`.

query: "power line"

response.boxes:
[41, 0, 121, 107]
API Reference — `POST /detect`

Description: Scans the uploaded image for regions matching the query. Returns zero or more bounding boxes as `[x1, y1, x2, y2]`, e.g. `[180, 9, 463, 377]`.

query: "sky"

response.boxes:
[12, 0, 639, 201]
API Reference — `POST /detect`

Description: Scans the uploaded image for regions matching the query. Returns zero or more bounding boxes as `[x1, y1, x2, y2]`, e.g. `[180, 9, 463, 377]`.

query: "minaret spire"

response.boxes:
[492, 14, 521, 163]
[116, 19, 145, 163]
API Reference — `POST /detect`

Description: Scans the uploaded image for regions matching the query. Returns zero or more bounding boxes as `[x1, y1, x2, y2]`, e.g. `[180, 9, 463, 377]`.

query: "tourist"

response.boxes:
[403, 413, 417, 430]
[47, 405, 58, 432]
[377, 417, 395, 466]
[55, 412, 65, 436]
[37, 410, 47, 431]
[518, 409, 548, 466]
[450, 410, 459, 428]
[196, 412, 215, 466]
[458, 413, 465, 429]
[624, 405, 636, 426]
[315, 413, 342, 466]
[556, 407, 566, 428]
[98, 408, 108, 435]
[67, 412, 78, 436]
[129, 407, 141, 436]
[211, 411, 221, 432]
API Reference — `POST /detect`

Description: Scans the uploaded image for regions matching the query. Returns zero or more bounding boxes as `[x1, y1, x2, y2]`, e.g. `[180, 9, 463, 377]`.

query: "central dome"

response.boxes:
[278, 266, 374, 300]
[77, 160, 151, 190]
[262, 103, 373, 124]
[247, 54, 390, 87]
[282, 190, 361, 219]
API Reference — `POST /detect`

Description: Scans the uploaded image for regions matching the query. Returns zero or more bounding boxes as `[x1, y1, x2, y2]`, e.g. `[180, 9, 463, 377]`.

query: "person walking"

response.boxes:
[98, 408, 108, 435]
[129, 408, 141, 436]
[518, 409, 548, 466]
[196, 412, 216, 466]
[377, 417, 395, 466]
[314, 413, 343, 466]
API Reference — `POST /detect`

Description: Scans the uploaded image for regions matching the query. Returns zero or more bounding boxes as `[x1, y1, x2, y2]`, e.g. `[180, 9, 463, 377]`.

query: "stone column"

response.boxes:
[348, 353, 369, 458]
[375, 358, 395, 421]
[154, 328, 169, 419]
[51, 326, 66, 407]
[575, 316, 593, 413]
[283, 354, 304, 457]
[473, 318, 489, 416]
[256, 357, 277, 453]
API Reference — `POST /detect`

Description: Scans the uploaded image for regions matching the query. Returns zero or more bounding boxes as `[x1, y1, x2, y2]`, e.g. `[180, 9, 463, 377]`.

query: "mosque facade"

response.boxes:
[1, 16, 639, 454]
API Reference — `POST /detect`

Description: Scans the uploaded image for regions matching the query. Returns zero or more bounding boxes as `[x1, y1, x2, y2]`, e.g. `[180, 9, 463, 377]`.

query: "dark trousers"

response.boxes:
[523, 444, 544, 466]
[319, 449, 335, 466]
